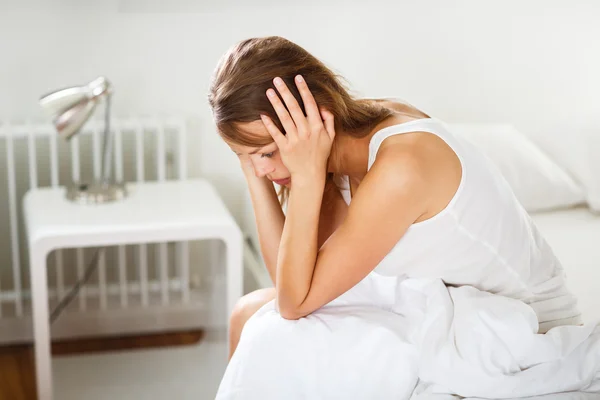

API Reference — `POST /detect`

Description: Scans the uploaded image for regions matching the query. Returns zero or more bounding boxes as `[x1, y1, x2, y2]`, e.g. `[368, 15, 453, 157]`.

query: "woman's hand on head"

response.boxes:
[260, 75, 335, 184]
[236, 153, 255, 177]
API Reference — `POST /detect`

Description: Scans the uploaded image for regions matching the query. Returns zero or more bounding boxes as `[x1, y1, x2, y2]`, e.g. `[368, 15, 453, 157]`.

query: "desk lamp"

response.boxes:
[39, 76, 127, 204]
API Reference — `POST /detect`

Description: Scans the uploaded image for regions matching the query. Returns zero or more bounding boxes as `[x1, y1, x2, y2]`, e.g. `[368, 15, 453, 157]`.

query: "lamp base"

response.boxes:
[65, 181, 128, 204]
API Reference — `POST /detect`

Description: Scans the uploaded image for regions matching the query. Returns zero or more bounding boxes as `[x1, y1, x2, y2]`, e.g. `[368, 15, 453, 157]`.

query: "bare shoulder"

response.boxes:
[369, 131, 463, 222]
[375, 128, 461, 175]
[367, 135, 432, 196]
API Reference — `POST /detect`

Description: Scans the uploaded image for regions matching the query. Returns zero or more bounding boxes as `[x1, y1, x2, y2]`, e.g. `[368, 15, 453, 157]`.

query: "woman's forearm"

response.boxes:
[276, 175, 325, 318]
[245, 174, 285, 285]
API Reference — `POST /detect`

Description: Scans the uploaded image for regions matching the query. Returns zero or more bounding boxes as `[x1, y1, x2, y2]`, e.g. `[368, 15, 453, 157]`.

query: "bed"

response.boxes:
[230, 122, 600, 399]
[530, 206, 600, 325]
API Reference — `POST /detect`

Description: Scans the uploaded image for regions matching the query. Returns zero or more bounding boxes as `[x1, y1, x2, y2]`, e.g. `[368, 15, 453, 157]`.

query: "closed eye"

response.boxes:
[261, 151, 275, 158]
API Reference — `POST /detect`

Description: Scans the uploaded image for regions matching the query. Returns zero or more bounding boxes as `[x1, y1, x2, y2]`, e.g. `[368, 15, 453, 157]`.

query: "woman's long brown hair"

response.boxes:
[208, 36, 402, 206]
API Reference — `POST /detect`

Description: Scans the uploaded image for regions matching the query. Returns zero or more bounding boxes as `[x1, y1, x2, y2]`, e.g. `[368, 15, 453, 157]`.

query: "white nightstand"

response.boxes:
[23, 178, 243, 400]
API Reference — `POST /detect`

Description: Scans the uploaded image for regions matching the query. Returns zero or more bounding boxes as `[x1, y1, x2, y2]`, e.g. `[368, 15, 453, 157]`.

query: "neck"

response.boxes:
[326, 133, 371, 179]
[326, 114, 406, 180]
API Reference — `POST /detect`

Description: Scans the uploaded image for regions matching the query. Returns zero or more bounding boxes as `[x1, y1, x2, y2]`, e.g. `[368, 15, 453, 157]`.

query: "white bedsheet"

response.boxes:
[218, 207, 600, 399]
[216, 269, 600, 399]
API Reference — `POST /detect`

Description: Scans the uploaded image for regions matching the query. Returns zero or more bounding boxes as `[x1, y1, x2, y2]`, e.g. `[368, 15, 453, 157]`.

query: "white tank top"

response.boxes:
[335, 117, 582, 333]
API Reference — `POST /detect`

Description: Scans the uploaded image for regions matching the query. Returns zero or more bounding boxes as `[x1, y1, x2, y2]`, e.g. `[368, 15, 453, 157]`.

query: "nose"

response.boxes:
[252, 158, 275, 178]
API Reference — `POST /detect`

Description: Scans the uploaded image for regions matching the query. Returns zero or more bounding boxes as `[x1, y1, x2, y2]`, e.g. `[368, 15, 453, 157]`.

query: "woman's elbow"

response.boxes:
[280, 309, 303, 320]
[276, 298, 306, 320]
[278, 303, 304, 320]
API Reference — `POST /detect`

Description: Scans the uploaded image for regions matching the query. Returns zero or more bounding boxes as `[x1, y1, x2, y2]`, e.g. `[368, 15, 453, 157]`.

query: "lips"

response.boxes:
[273, 177, 291, 186]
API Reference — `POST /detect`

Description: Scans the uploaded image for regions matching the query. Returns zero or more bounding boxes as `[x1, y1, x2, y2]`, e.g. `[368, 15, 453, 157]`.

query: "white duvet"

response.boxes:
[215, 273, 600, 399]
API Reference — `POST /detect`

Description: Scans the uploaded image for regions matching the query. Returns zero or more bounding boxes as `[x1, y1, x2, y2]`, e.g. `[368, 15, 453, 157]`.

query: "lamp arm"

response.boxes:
[100, 93, 113, 185]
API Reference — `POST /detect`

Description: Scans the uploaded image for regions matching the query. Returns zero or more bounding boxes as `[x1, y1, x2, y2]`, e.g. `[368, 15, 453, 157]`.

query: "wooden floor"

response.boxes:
[0, 330, 204, 400]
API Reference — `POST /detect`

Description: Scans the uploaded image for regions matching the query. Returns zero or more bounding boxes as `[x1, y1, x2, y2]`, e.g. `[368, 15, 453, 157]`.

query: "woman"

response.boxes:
[208, 36, 598, 397]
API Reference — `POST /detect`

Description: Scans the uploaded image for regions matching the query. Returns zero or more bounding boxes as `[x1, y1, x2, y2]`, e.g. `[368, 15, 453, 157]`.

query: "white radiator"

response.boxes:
[0, 117, 222, 344]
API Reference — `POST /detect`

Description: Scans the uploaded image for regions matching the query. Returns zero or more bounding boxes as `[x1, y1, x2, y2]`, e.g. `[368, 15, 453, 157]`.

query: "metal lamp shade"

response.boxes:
[39, 76, 111, 140]
[52, 99, 97, 140]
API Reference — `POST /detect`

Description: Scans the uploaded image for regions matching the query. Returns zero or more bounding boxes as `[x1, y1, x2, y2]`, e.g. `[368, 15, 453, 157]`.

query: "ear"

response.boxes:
[320, 108, 335, 141]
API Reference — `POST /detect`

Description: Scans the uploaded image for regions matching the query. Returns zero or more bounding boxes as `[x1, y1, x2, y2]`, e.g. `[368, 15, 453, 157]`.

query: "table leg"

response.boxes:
[225, 230, 243, 347]
[30, 247, 53, 400]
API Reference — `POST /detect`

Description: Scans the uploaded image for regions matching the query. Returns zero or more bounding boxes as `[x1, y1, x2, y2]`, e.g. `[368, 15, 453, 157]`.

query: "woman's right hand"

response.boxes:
[238, 154, 257, 179]
[238, 154, 276, 192]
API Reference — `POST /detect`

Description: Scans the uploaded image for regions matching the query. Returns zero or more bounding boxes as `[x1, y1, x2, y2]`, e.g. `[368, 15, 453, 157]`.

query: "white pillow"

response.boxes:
[444, 122, 586, 213]
[527, 129, 600, 213]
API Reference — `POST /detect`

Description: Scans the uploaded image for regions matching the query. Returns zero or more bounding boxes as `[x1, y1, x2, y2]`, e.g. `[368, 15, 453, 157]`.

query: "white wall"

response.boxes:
[2, 0, 599, 225]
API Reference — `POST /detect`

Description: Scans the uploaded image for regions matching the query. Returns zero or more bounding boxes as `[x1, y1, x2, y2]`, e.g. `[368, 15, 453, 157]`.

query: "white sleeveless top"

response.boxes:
[335, 117, 582, 333]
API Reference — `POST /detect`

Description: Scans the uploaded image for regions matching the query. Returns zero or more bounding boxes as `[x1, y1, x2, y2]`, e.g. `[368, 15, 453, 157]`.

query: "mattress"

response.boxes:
[530, 206, 600, 324]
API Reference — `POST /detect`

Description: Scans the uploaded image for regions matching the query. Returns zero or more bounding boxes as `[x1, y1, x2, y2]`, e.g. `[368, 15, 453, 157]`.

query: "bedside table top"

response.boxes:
[23, 178, 241, 251]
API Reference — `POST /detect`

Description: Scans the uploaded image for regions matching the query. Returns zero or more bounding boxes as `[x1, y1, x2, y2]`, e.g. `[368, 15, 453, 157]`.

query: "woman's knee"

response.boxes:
[230, 288, 276, 333]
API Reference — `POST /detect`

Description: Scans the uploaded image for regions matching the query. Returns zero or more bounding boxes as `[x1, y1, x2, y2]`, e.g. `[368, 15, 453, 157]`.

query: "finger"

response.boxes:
[272, 77, 309, 137]
[266, 87, 298, 141]
[294, 75, 322, 126]
[260, 114, 287, 148]
[320, 108, 336, 141]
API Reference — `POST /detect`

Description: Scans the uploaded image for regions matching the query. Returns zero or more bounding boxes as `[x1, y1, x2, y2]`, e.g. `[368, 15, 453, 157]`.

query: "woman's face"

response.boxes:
[229, 121, 292, 187]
